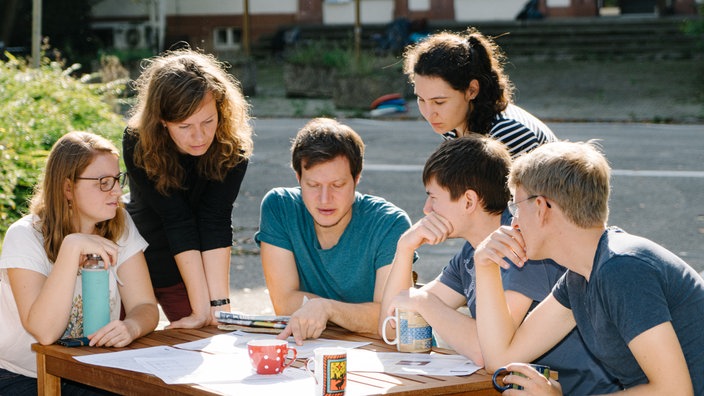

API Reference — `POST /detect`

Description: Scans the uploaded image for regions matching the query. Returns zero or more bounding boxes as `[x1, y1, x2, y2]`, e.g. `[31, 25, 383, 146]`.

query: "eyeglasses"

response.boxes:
[507, 195, 539, 216]
[76, 172, 127, 192]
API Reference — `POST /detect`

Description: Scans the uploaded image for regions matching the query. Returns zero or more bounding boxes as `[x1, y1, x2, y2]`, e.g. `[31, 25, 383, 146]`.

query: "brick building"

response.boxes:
[90, 0, 699, 55]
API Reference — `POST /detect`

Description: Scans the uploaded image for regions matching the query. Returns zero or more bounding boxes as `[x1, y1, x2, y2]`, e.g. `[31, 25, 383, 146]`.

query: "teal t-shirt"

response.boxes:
[254, 187, 412, 303]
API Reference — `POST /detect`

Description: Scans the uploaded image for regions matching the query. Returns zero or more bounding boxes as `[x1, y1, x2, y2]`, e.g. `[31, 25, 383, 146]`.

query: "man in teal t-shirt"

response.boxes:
[254, 118, 412, 345]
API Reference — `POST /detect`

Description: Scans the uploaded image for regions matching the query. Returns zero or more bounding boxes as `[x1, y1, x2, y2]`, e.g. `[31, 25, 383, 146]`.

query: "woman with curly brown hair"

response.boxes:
[404, 28, 556, 159]
[123, 47, 253, 329]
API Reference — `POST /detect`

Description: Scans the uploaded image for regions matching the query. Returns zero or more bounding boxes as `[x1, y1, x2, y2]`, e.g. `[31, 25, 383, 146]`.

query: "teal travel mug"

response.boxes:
[81, 254, 110, 337]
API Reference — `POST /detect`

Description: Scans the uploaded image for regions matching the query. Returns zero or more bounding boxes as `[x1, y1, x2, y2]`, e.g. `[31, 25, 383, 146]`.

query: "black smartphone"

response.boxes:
[56, 337, 91, 347]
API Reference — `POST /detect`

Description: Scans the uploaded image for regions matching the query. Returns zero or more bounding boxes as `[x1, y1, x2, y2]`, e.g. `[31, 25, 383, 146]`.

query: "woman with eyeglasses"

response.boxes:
[123, 47, 253, 329]
[0, 131, 158, 395]
[404, 27, 556, 159]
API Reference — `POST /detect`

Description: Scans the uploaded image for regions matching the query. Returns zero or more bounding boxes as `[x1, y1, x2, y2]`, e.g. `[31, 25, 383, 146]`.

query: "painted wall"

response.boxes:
[92, 0, 297, 18]
[92, 0, 149, 17]
[454, 0, 527, 21]
[249, 0, 297, 14]
[322, 0, 395, 24]
[168, 0, 297, 15]
[408, 0, 431, 10]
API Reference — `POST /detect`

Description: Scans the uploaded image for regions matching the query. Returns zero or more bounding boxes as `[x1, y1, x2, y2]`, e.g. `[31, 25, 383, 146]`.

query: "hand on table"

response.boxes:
[499, 363, 562, 396]
[88, 319, 138, 348]
[277, 298, 329, 345]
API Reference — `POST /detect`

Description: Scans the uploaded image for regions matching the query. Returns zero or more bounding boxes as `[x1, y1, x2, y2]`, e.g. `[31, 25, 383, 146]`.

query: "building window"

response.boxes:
[213, 27, 241, 50]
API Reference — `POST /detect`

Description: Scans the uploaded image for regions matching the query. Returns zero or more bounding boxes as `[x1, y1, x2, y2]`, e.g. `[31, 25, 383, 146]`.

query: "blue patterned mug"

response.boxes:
[381, 308, 432, 352]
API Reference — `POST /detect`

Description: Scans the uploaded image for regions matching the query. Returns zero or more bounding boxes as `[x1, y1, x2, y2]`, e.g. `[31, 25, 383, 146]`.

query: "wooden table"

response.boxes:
[33, 325, 499, 395]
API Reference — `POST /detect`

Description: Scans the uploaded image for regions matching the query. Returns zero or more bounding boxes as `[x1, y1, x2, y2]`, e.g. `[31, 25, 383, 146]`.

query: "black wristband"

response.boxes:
[210, 298, 230, 307]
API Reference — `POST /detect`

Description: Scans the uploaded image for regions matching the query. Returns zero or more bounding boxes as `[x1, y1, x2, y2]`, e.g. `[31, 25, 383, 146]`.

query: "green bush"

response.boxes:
[0, 52, 127, 241]
[682, 6, 704, 49]
[284, 41, 350, 70]
[284, 41, 400, 76]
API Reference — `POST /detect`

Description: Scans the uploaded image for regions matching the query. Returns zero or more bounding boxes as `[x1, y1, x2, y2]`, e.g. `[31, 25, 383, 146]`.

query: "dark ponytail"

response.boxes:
[464, 31, 513, 134]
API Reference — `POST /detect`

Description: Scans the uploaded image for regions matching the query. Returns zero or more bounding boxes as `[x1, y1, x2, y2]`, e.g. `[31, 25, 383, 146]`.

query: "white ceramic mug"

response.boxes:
[381, 308, 432, 352]
[305, 347, 347, 395]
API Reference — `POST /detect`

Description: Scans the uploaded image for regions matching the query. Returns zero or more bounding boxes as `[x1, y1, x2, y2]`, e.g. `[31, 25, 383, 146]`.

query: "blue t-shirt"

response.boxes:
[439, 210, 620, 395]
[553, 227, 704, 392]
[254, 187, 412, 303]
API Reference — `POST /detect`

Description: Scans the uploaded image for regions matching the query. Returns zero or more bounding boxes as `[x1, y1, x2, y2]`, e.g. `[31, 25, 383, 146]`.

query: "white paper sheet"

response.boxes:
[172, 330, 369, 358]
[194, 350, 482, 395]
[172, 331, 251, 354]
[74, 331, 370, 385]
[73, 331, 477, 394]
[347, 349, 482, 376]
[73, 346, 197, 372]
[136, 353, 310, 385]
[197, 369, 316, 395]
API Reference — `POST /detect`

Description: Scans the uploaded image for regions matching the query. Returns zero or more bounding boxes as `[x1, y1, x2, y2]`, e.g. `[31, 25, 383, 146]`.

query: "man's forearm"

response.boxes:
[326, 299, 381, 335]
[475, 264, 517, 370]
[418, 300, 483, 365]
[379, 244, 416, 332]
[272, 290, 319, 315]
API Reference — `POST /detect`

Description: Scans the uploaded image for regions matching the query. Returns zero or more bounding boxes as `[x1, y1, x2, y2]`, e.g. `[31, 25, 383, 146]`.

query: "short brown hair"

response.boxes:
[291, 118, 365, 179]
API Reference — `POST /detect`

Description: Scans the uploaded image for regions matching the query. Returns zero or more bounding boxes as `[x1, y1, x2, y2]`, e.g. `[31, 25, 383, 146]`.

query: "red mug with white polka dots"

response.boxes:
[247, 339, 297, 374]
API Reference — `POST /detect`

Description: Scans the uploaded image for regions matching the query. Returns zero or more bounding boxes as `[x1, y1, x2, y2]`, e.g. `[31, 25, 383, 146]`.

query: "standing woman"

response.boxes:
[0, 132, 158, 395]
[404, 28, 556, 158]
[124, 48, 253, 329]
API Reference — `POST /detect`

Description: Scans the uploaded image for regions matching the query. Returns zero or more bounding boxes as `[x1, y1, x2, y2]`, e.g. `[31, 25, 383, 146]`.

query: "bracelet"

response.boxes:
[210, 298, 230, 307]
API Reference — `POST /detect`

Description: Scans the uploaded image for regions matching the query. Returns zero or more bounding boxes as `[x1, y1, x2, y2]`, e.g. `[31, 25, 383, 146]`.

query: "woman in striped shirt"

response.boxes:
[403, 28, 556, 159]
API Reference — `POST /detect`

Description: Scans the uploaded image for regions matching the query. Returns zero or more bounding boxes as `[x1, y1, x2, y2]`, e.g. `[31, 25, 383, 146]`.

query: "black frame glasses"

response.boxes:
[76, 172, 127, 192]
[507, 195, 539, 216]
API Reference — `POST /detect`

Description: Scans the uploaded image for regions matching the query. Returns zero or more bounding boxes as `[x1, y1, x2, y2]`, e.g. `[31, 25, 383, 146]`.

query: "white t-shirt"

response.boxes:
[0, 209, 148, 377]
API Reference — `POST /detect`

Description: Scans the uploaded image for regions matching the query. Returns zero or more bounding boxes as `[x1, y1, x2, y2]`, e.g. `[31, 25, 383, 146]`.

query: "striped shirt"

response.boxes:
[442, 103, 556, 159]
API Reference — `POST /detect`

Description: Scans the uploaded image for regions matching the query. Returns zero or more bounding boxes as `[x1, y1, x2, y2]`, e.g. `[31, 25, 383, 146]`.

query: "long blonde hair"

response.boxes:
[127, 48, 253, 195]
[30, 132, 126, 262]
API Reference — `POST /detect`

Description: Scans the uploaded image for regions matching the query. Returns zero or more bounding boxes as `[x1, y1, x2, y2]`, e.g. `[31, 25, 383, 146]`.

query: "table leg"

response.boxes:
[36, 352, 61, 396]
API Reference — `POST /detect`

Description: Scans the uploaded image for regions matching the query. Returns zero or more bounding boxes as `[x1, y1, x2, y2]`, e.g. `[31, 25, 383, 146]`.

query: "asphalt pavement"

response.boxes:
[226, 119, 704, 316]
